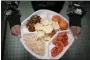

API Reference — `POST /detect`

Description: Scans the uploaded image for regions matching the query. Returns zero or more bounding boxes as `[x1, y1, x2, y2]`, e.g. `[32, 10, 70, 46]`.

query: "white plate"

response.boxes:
[20, 9, 74, 59]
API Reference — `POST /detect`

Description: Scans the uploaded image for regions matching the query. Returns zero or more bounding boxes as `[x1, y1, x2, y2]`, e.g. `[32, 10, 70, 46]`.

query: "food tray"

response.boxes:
[20, 9, 74, 59]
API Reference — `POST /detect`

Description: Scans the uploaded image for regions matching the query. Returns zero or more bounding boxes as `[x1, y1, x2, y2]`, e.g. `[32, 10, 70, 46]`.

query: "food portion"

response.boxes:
[51, 32, 68, 57]
[52, 15, 68, 30]
[41, 19, 52, 25]
[26, 15, 41, 32]
[52, 15, 61, 22]
[27, 15, 41, 24]
[25, 14, 68, 42]
[26, 15, 65, 41]
[21, 10, 73, 59]
[34, 20, 53, 33]
[42, 24, 53, 34]
[52, 21, 60, 30]
[59, 20, 68, 30]
[34, 20, 54, 40]
[24, 34, 45, 56]
[25, 14, 69, 57]
[34, 23, 43, 31]
[36, 31, 45, 38]
[26, 23, 35, 32]
[51, 45, 63, 57]
[57, 32, 68, 46]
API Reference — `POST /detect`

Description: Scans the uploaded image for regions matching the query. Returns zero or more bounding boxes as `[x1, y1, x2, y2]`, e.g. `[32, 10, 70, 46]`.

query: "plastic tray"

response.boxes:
[20, 9, 74, 59]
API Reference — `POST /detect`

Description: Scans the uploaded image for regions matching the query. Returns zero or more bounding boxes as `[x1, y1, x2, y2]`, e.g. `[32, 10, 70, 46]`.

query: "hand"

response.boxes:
[70, 26, 81, 40]
[11, 25, 21, 38]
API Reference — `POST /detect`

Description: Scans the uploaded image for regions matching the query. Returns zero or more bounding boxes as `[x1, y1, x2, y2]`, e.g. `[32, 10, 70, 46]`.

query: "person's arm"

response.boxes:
[67, 1, 86, 39]
[5, 1, 21, 28]
[5, 1, 21, 38]
[67, 1, 86, 27]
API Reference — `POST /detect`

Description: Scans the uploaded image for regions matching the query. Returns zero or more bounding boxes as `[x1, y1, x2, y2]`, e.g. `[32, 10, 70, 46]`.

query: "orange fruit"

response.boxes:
[59, 20, 68, 30]
[52, 15, 61, 22]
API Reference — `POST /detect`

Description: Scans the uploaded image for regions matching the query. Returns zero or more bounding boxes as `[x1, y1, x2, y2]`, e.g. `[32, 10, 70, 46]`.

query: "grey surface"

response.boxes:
[3, 1, 90, 60]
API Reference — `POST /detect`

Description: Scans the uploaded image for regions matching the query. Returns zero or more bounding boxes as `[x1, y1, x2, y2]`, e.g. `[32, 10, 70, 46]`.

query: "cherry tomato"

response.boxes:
[51, 46, 63, 57]
[51, 32, 68, 57]
[57, 36, 64, 41]
[56, 46, 63, 53]
[56, 40, 64, 48]
[51, 47, 58, 57]
[63, 40, 68, 46]
[64, 35, 68, 40]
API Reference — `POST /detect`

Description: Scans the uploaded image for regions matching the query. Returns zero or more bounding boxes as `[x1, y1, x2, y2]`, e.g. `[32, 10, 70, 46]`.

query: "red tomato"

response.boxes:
[64, 35, 68, 40]
[63, 40, 68, 47]
[57, 36, 64, 41]
[51, 46, 63, 57]
[56, 40, 64, 47]
[51, 47, 58, 57]
[56, 46, 63, 53]
[51, 32, 68, 57]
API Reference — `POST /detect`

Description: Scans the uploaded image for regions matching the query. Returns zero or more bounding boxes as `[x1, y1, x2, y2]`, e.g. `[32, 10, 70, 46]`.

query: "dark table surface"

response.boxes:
[2, 1, 90, 60]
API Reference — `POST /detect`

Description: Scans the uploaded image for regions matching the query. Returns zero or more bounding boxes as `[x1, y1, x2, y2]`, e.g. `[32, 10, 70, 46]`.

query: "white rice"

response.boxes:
[23, 34, 45, 56]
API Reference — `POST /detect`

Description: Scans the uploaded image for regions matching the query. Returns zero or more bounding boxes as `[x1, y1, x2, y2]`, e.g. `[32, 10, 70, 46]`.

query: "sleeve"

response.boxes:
[67, 1, 86, 27]
[5, 1, 21, 29]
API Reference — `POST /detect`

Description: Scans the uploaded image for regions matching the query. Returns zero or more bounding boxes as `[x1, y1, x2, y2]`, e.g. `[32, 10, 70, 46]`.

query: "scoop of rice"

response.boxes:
[24, 34, 45, 56]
